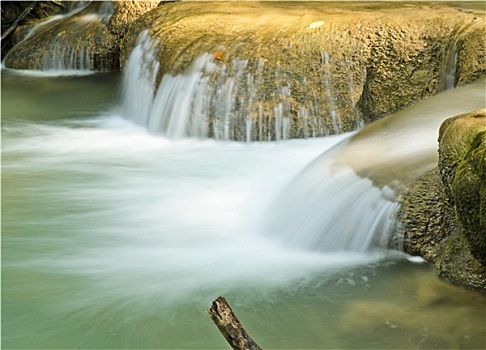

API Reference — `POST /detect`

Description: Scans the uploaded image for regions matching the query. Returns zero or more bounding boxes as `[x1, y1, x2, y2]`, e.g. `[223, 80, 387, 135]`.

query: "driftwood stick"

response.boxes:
[208, 296, 262, 350]
[1, 1, 38, 41]
[50, 1, 66, 9]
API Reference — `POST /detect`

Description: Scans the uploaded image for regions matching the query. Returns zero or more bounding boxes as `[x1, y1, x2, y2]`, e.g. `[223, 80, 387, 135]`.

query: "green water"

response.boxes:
[2, 69, 485, 349]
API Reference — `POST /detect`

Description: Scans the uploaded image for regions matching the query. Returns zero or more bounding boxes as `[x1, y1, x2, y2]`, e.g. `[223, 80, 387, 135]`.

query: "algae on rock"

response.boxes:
[395, 109, 486, 289]
[443, 113, 486, 265]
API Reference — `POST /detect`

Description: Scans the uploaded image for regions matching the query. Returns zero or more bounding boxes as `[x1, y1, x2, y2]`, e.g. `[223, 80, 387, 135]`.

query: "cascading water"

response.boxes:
[121, 31, 290, 141]
[3, 1, 114, 72]
[118, 29, 484, 254]
[265, 78, 486, 252]
[120, 30, 356, 141]
[439, 39, 460, 91]
[3, 24, 485, 350]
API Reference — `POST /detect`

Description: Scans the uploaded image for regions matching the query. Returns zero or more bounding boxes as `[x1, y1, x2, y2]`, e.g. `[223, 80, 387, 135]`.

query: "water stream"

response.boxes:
[266, 78, 486, 252]
[3, 1, 114, 72]
[2, 63, 485, 349]
[121, 31, 326, 141]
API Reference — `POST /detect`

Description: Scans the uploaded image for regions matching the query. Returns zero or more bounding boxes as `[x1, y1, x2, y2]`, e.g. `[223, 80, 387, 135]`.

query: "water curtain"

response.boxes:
[121, 30, 298, 141]
[3, 1, 115, 71]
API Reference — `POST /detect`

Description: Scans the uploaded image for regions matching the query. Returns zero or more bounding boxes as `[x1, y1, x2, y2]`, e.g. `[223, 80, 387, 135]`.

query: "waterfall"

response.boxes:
[120, 27, 468, 142]
[264, 78, 486, 252]
[4, 1, 114, 72]
[439, 39, 460, 91]
[121, 31, 368, 141]
[265, 156, 399, 252]
[41, 2, 114, 71]
[121, 30, 294, 141]
[117, 29, 482, 252]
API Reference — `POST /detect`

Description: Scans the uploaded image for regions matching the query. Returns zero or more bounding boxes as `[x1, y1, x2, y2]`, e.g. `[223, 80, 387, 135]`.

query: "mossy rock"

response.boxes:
[452, 129, 486, 264]
[438, 110, 486, 264]
[438, 109, 486, 199]
[396, 109, 486, 289]
[436, 230, 486, 289]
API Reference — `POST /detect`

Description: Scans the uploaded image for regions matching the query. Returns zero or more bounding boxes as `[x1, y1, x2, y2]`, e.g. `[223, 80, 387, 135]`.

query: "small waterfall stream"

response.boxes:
[121, 30, 348, 141]
[265, 78, 486, 252]
[2, 5, 486, 347]
[117, 29, 485, 254]
[3, 1, 115, 72]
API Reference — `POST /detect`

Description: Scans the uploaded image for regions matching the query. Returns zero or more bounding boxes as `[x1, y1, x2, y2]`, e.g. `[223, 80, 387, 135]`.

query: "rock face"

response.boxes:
[108, 0, 160, 40]
[0, 1, 64, 59]
[121, 1, 485, 139]
[395, 109, 486, 289]
[3, 0, 158, 71]
[440, 111, 486, 265]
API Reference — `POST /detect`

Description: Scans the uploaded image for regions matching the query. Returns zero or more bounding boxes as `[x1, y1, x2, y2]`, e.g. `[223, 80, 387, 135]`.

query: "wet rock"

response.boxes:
[122, 2, 485, 138]
[4, 1, 158, 71]
[440, 110, 486, 265]
[395, 109, 486, 289]
[0, 1, 64, 59]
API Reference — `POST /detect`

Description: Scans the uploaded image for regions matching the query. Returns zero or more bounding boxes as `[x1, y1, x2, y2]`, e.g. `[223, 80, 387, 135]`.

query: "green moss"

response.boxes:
[453, 131, 486, 264]
[397, 111, 486, 290]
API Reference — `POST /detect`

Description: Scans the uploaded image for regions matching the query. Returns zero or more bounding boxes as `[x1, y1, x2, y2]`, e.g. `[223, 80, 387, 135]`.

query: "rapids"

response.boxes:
[2, 63, 485, 349]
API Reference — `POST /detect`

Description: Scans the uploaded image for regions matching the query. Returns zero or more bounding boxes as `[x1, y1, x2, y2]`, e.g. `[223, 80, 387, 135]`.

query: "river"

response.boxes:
[2, 67, 485, 349]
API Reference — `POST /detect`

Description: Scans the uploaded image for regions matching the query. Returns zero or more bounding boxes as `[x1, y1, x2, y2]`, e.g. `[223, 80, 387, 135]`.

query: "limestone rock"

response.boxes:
[4, 1, 158, 71]
[122, 2, 485, 138]
[395, 109, 486, 289]
[108, 0, 159, 40]
[440, 110, 486, 264]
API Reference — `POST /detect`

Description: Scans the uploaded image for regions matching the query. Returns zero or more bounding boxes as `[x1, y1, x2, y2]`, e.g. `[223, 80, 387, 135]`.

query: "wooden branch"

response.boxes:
[208, 296, 262, 350]
[49, 1, 66, 9]
[1, 1, 38, 41]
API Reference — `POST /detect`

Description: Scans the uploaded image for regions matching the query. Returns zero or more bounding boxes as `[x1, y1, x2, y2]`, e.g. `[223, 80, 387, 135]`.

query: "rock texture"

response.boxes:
[395, 109, 486, 289]
[108, 0, 160, 39]
[4, 0, 158, 71]
[1, 1, 64, 59]
[122, 1, 485, 138]
[441, 111, 486, 265]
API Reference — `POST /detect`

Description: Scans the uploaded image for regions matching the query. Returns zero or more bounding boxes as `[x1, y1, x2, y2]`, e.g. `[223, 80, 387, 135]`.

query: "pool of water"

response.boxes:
[2, 69, 484, 349]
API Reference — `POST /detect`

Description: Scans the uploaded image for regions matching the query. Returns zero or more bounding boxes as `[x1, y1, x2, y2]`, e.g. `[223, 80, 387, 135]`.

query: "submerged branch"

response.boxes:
[208, 296, 262, 350]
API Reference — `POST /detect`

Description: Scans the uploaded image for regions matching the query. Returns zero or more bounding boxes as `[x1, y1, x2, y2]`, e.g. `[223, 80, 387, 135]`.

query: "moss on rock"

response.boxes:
[452, 130, 486, 264]
[396, 109, 486, 289]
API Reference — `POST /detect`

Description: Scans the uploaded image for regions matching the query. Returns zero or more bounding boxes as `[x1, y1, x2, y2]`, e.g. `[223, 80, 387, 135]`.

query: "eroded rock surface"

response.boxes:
[395, 109, 486, 289]
[4, 0, 158, 71]
[122, 1, 485, 138]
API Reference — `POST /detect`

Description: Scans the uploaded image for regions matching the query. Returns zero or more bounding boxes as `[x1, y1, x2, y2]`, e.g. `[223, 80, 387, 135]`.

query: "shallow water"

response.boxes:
[2, 69, 485, 349]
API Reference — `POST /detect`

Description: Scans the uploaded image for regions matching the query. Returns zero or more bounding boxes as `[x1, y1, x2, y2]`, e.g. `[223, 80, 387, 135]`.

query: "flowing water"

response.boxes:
[266, 78, 486, 252]
[121, 31, 350, 142]
[3, 1, 114, 72]
[2, 64, 485, 349]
